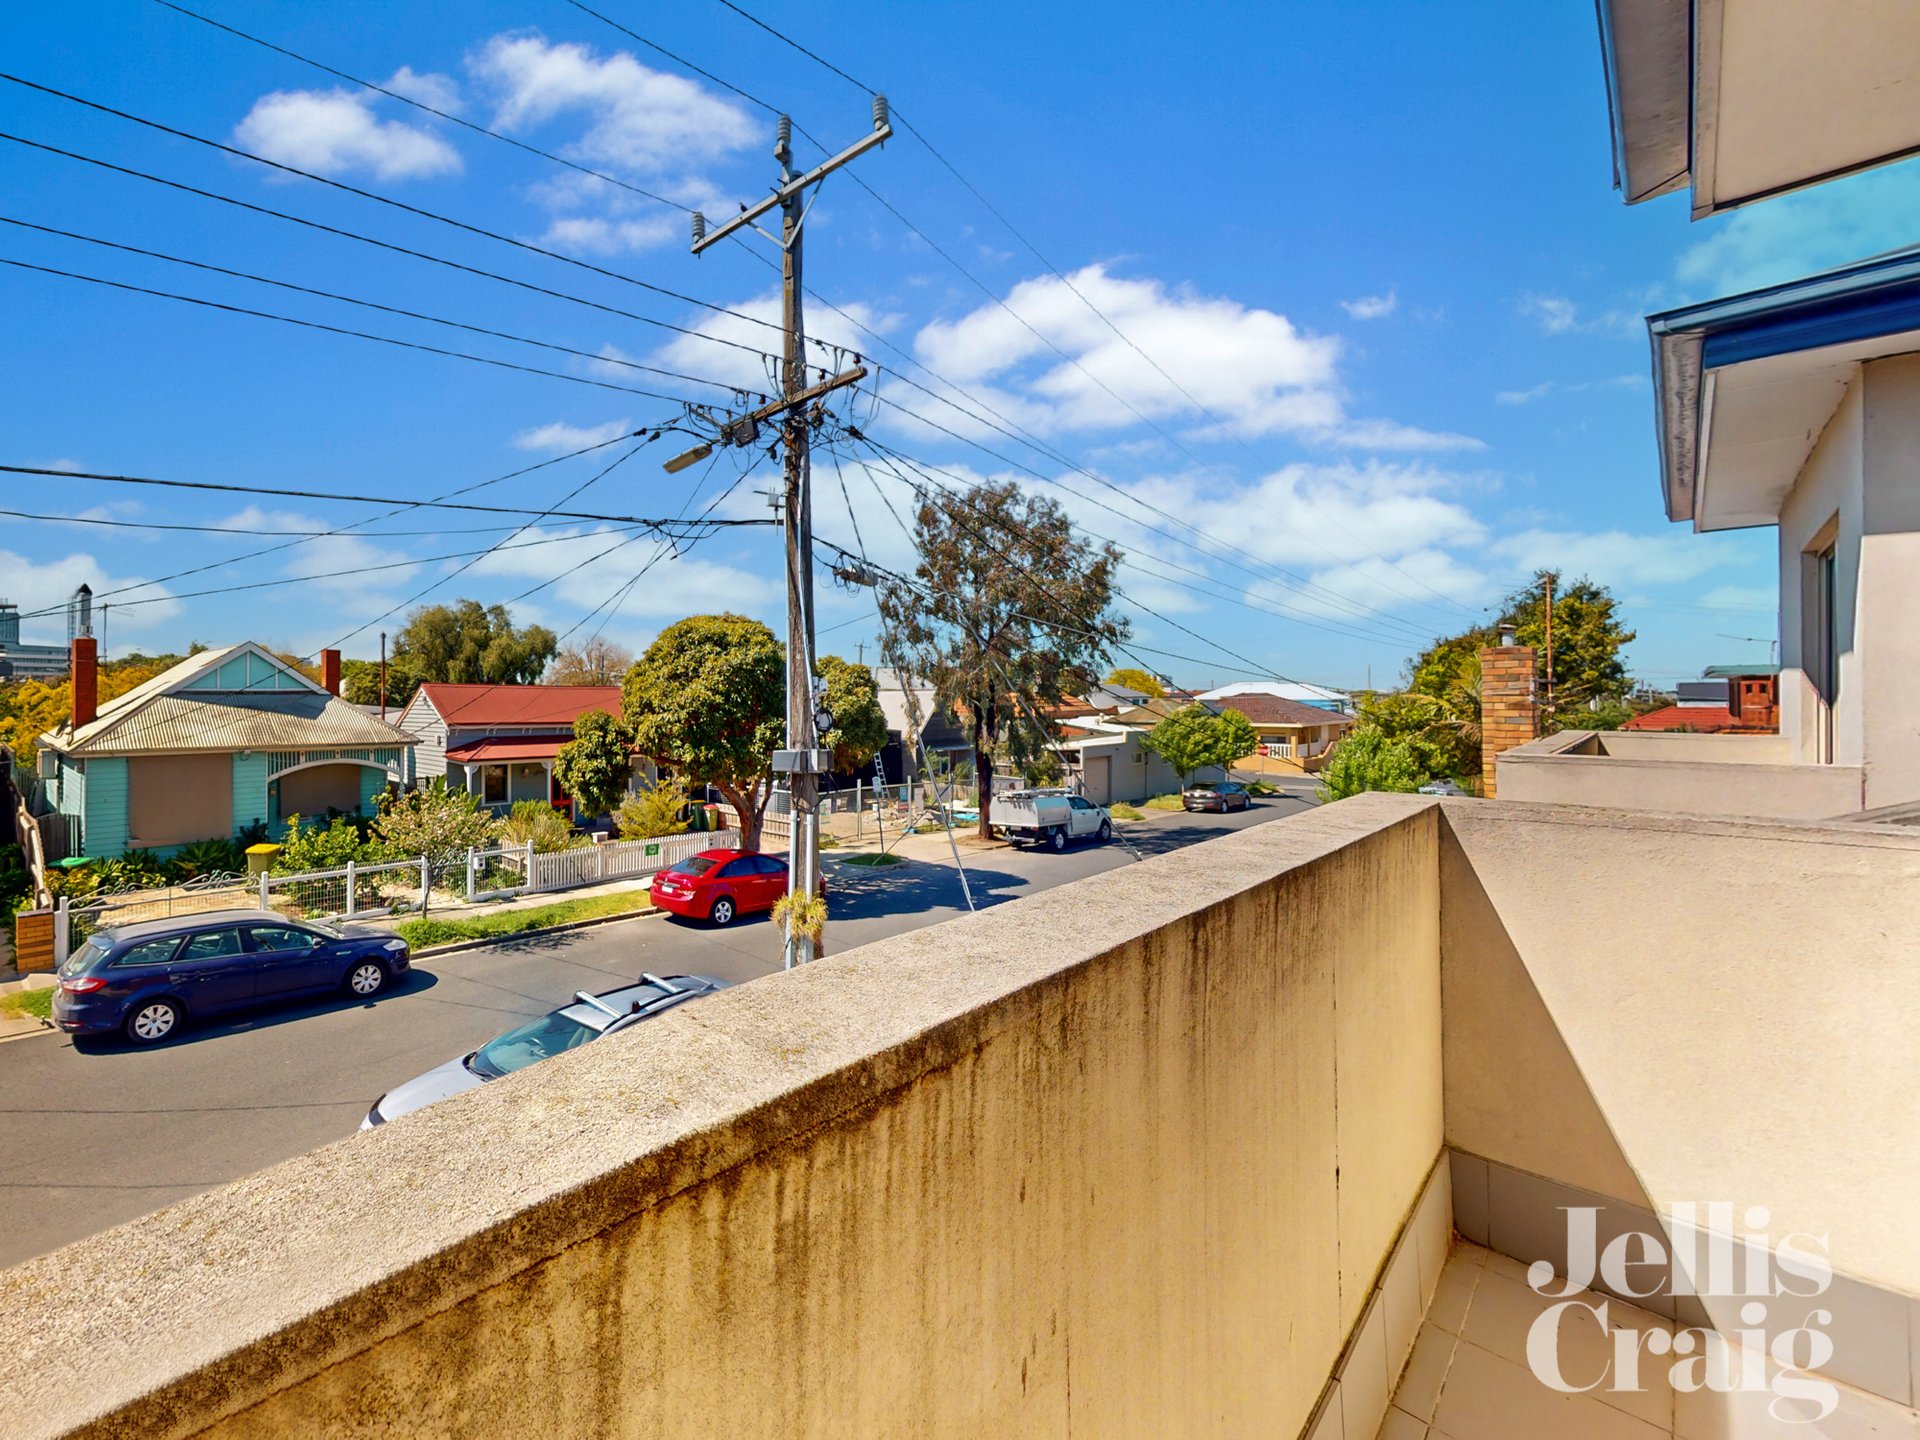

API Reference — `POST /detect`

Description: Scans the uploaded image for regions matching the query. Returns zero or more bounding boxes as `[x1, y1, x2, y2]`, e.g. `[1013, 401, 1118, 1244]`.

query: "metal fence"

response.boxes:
[67, 872, 257, 945]
[260, 857, 430, 924]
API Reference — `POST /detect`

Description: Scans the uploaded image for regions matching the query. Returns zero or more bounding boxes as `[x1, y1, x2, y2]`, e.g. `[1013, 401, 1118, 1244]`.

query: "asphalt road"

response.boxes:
[0, 788, 1314, 1268]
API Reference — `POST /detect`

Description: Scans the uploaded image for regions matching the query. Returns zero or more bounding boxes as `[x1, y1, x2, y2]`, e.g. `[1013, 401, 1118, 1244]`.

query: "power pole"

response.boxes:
[1542, 571, 1556, 723]
[690, 100, 892, 967]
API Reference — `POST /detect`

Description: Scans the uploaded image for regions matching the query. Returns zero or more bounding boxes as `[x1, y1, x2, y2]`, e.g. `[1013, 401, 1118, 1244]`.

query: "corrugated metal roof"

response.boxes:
[415, 683, 620, 727]
[445, 735, 574, 763]
[64, 692, 417, 756]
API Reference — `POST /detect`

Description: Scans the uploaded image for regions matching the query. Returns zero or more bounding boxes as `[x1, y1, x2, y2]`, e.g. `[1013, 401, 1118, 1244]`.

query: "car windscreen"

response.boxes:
[58, 937, 109, 978]
[1186, 784, 1217, 793]
[467, 1010, 600, 1079]
[302, 919, 344, 940]
[665, 857, 717, 877]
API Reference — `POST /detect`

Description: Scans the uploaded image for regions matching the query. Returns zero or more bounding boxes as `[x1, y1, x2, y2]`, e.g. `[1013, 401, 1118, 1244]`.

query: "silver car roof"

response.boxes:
[555, 974, 728, 1032]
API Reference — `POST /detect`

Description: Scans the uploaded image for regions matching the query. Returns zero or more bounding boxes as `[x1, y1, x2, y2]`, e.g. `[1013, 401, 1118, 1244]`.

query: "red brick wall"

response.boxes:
[1479, 645, 1538, 799]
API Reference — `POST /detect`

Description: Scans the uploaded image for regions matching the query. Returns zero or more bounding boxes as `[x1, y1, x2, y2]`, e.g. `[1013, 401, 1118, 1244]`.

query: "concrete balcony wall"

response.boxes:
[1440, 799, 1920, 1407]
[1498, 728, 1865, 819]
[0, 794, 1444, 1440]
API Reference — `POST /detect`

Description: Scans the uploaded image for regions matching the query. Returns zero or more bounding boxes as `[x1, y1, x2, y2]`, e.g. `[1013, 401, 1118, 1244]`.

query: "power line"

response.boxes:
[1, 215, 770, 403]
[0, 459, 758, 527]
[0, 255, 720, 407]
[0, 507, 560, 538]
[0, 73, 795, 343]
[320, 435, 658, 651]
[704, 0, 1484, 621]
[150, 2, 1463, 639]
[856, 433, 1442, 654]
[0, 428, 683, 618]
[0, 131, 785, 366]
[151, 0, 697, 215]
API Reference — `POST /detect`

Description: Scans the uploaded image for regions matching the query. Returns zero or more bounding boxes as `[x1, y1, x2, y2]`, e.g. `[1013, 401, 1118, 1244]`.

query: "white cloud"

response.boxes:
[1518, 292, 1642, 339]
[0, 550, 180, 636]
[1340, 290, 1398, 320]
[1323, 419, 1485, 452]
[1491, 527, 1738, 588]
[912, 264, 1343, 439]
[471, 32, 756, 174]
[385, 66, 462, 114]
[512, 418, 632, 452]
[1248, 548, 1489, 622]
[233, 88, 462, 180]
[214, 508, 418, 601]
[1675, 159, 1920, 297]
[467, 524, 776, 619]
[1696, 583, 1777, 613]
[1494, 375, 1645, 405]
[900, 265, 1482, 452]
[540, 214, 678, 256]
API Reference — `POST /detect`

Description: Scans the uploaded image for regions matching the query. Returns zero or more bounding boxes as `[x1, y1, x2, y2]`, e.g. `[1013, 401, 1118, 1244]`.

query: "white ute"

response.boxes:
[993, 788, 1113, 852]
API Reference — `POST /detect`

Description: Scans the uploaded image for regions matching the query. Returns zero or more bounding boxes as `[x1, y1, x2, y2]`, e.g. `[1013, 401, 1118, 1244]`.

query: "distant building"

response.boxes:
[0, 596, 76, 679]
[1199, 680, 1354, 715]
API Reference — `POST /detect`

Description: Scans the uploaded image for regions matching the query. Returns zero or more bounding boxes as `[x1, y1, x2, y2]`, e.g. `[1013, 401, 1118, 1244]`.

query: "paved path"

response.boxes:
[0, 793, 1314, 1268]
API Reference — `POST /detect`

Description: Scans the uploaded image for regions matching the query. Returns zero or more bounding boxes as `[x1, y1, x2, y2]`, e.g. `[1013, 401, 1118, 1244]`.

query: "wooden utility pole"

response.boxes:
[691, 100, 891, 968]
[1542, 571, 1556, 723]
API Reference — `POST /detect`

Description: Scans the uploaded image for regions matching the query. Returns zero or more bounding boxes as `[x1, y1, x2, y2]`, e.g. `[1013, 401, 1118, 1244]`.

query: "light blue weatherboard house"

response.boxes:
[37, 643, 416, 859]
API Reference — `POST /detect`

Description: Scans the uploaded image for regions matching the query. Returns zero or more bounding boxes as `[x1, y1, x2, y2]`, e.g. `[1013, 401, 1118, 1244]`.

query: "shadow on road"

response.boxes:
[823, 857, 1031, 915]
[69, 969, 438, 1055]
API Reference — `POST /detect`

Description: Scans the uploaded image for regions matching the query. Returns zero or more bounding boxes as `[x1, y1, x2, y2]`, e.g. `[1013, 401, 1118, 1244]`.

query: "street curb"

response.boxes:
[0, 1016, 54, 1046]
[409, 904, 663, 959]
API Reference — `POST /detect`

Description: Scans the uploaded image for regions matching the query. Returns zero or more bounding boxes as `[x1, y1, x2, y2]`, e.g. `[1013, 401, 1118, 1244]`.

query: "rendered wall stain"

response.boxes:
[165, 802, 1441, 1440]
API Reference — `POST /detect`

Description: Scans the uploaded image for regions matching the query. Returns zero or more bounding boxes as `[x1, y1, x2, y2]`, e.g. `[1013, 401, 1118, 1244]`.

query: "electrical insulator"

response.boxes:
[873, 95, 889, 131]
[691, 212, 706, 245]
[775, 114, 792, 158]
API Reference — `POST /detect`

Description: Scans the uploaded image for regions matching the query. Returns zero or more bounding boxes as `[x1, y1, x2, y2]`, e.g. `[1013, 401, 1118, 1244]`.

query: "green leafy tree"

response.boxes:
[615, 778, 690, 840]
[1142, 704, 1260, 783]
[623, 614, 785, 850]
[1104, 666, 1166, 699]
[876, 480, 1127, 838]
[339, 659, 420, 711]
[373, 780, 495, 885]
[553, 709, 634, 819]
[272, 815, 373, 874]
[498, 799, 581, 854]
[1318, 726, 1427, 802]
[816, 655, 889, 775]
[390, 600, 558, 686]
[546, 637, 634, 686]
[1405, 571, 1633, 731]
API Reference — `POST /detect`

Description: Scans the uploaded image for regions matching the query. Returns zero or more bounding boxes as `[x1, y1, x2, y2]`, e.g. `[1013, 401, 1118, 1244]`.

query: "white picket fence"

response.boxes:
[460, 830, 740, 903]
[51, 829, 743, 961]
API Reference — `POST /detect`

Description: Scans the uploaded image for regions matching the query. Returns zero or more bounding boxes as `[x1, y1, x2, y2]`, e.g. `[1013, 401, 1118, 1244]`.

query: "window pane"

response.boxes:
[110, 938, 183, 969]
[250, 926, 320, 952]
[180, 929, 243, 961]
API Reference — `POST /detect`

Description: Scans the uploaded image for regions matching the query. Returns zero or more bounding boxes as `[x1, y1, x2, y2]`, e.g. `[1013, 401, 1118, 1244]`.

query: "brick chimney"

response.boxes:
[320, 648, 342, 697]
[1478, 641, 1538, 799]
[71, 636, 98, 730]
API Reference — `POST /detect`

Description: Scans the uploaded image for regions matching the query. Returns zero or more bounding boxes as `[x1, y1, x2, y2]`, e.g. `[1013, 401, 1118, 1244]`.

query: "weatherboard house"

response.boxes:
[36, 641, 415, 859]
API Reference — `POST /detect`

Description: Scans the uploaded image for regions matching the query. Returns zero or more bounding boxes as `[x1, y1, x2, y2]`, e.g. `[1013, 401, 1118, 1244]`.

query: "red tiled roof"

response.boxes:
[415, 683, 621, 727]
[444, 735, 575, 763]
[1622, 704, 1736, 733]
[1214, 694, 1354, 728]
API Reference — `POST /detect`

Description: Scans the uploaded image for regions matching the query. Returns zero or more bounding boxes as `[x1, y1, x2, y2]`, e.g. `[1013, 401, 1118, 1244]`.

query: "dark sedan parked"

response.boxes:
[1182, 781, 1253, 813]
[54, 909, 410, 1045]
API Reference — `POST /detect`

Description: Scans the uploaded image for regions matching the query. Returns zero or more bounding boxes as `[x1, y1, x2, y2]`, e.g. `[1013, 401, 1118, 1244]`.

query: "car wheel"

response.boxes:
[344, 960, 388, 999]
[1098, 820, 1111, 841]
[1049, 828, 1068, 853]
[710, 896, 736, 926]
[124, 998, 183, 1045]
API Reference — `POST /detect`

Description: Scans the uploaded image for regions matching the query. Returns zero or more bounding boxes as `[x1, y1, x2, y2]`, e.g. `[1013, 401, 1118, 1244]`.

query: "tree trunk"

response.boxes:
[975, 740, 993, 840]
[715, 781, 763, 851]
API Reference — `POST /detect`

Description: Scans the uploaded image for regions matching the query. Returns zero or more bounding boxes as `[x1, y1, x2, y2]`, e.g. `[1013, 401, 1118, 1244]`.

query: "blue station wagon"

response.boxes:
[54, 908, 411, 1045]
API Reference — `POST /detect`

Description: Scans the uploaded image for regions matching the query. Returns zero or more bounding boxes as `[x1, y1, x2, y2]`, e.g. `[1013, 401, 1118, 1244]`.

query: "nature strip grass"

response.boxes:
[395, 890, 657, 950]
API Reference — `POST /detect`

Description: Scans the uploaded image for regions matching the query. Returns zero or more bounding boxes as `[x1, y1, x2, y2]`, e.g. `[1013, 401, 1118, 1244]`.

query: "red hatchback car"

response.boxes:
[649, 848, 799, 926]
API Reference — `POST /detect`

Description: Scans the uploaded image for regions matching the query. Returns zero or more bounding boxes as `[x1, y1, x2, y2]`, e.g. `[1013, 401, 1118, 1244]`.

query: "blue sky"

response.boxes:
[3, 0, 1915, 692]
